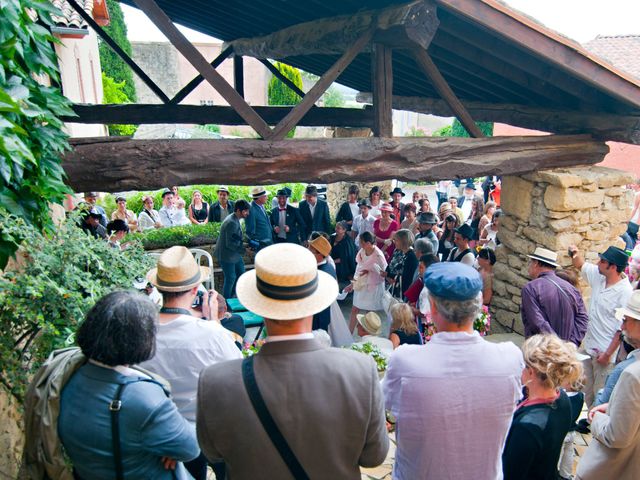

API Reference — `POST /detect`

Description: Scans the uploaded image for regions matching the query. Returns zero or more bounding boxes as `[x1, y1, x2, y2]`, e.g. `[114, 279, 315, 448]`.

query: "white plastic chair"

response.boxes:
[190, 248, 215, 289]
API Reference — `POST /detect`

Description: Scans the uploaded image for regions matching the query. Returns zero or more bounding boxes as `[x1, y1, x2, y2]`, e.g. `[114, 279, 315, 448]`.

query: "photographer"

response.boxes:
[141, 246, 242, 480]
[214, 200, 251, 299]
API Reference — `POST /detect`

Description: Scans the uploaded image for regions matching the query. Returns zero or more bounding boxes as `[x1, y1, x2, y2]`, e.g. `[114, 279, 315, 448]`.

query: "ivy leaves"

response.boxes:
[0, 0, 73, 268]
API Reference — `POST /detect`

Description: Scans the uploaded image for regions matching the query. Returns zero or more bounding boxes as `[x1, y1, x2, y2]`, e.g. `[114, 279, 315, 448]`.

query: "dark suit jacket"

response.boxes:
[269, 204, 306, 244]
[299, 199, 331, 238]
[197, 338, 389, 479]
[208, 200, 234, 223]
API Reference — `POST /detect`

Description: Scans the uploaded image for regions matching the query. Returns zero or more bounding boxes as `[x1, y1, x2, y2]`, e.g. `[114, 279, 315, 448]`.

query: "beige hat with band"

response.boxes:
[356, 311, 382, 335]
[235, 243, 338, 320]
[146, 246, 209, 292]
[615, 290, 640, 321]
[308, 236, 331, 258]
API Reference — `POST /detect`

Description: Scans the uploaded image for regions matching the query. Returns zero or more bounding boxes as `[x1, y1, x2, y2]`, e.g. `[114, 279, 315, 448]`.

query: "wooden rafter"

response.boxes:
[63, 135, 608, 192]
[234, 56, 244, 99]
[133, 0, 271, 138]
[66, 0, 169, 103]
[267, 26, 376, 140]
[169, 46, 233, 105]
[258, 59, 307, 100]
[356, 93, 640, 145]
[66, 104, 374, 128]
[411, 48, 483, 138]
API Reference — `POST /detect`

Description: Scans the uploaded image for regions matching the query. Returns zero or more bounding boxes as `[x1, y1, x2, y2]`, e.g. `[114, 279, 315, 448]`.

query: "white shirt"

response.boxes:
[308, 201, 316, 220]
[138, 209, 161, 231]
[581, 263, 633, 355]
[140, 315, 241, 424]
[353, 214, 376, 243]
[447, 247, 476, 266]
[348, 201, 359, 219]
[383, 331, 523, 480]
[461, 195, 474, 222]
[266, 332, 315, 343]
[158, 205, 178, 227]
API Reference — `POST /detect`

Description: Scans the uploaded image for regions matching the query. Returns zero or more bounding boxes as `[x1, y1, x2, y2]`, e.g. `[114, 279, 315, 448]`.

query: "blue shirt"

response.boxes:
[595, 349, 638, 406]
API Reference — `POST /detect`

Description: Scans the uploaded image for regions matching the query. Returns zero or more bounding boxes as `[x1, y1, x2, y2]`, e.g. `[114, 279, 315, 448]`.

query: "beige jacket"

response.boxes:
[197, 338, 389, 479]
[577, 361, 640, 480]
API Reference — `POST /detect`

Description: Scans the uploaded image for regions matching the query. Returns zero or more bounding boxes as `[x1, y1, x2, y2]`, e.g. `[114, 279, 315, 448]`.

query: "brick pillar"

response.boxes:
[492, 166, 633, 334]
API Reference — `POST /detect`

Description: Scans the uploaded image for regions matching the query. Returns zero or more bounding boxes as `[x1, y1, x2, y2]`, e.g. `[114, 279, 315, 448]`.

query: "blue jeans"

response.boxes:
[220, 259, 245, 299]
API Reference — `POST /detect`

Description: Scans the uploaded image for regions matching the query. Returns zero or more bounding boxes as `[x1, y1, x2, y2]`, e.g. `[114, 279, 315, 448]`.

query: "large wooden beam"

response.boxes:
[356, 93, 640, 144]
[411, 48, 484, 138]
[267, 26, 375, 140]
[226, 0, 439, 59]
[66, 104, 373, 127]
[63, 135, 608, 192]
[133, 0, 271, 138]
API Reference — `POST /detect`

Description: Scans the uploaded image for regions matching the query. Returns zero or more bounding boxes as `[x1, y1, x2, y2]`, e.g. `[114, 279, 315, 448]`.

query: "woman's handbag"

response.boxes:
[381, 282, 399, 316]
[351, 274, 367, 292]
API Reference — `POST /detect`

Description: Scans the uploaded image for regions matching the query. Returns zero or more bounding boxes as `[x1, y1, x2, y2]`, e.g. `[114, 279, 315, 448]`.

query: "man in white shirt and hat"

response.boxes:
[384, 262, 523, 480]
[354, 311, 393, 357]
[141, 246, 241, 480]
[197, 243, 388, 478]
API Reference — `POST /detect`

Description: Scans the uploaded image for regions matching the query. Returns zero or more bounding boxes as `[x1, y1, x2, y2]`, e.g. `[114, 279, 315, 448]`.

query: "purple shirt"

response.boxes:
[521, 271, 588, 345]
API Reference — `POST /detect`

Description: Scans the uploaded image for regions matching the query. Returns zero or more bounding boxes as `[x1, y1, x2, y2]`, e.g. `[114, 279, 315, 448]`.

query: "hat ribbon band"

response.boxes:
[257, 275, 318, 301]
[156, 270, 202, 288]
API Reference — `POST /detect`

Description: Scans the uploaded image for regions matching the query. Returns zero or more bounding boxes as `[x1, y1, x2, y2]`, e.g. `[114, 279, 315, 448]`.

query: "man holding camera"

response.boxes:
[215, 199, 251, 299]
[141, 246, 242, 480]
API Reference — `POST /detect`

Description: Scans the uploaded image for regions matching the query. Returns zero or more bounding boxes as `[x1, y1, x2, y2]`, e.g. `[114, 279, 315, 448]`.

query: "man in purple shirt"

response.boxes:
[521, 247, 588, 346]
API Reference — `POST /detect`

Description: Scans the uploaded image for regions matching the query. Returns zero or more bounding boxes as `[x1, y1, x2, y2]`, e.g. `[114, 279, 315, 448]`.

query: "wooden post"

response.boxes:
[411, 48, 484, 138]
[234, 55, 244, 98]
[133, 0, 271, 138]
[372, 44, 393, 137]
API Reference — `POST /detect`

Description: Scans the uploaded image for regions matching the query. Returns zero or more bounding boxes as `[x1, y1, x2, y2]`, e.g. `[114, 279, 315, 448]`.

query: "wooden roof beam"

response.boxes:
[63, 135, 608, 192]
[225, 0, 439, 59]
[411, 48, 484, 137]
[356, 93, 640, 145]
[133, 0, 271, 138]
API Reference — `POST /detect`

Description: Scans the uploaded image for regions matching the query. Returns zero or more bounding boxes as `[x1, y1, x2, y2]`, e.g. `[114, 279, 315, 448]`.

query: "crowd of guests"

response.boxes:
[40, 178, 640, 479]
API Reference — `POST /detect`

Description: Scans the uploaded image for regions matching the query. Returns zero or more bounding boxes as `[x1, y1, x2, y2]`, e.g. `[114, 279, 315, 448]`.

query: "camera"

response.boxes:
[192, 290, 205, 308]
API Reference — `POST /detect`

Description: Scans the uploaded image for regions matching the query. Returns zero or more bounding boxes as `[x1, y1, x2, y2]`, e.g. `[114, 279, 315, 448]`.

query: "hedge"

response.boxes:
[125, 222, 223, 250]
[100, 183, 307, 218]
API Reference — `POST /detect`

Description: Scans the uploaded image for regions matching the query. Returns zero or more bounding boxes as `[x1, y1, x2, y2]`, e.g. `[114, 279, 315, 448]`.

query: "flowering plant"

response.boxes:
[349, 342, 388, 372]
[422, 305, 491, 342]
[242, 339, 266, 357]
[473, 305, 491, 336]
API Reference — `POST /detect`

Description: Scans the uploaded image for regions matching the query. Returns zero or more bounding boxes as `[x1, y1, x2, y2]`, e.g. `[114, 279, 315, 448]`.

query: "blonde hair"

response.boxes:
[522, 334, 584, 391]
[175, 198, 186, 209]
[390, 303, 418, 335]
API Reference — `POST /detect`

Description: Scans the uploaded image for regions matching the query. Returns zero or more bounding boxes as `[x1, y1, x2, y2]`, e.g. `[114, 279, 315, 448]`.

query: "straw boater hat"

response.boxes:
[236, 243, 338, 320]
[217, 185, 230, 193]
[356, 311, 382, 335]
[146, 246, 210, 292]
[308, 236, 331, 258]
[380, 203, 394, 213]
[616, 290, 640, 321]
[251, 186, 269, 198]
[527, 247, 559, 268]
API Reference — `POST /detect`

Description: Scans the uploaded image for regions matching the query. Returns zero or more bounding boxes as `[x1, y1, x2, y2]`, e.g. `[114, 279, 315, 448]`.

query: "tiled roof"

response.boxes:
[51, 0, 93, 29]
[584, 35, 640, 81]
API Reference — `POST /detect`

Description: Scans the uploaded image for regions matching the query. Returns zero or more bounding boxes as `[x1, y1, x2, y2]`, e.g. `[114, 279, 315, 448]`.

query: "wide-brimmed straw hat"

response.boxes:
[236, 243, 338, 320]
[146, 246, 210, 292]
[251, 186, 269, 198]
[357, 311, 382, 335]
[217, 185, 230, 193]
[309, 236, 331, 257]
[616, 290, 640, 321]
[527, 247, 559, 268]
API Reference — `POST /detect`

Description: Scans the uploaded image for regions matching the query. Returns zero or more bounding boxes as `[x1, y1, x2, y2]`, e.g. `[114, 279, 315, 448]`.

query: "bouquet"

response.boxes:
[422, 306, 491, 342]
[242, 339, 266, 357]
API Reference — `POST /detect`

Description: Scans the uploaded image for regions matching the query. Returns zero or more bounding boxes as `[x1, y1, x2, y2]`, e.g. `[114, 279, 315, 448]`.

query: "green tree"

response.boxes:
[450, 119, 494, 137]
[102, 73, 137, 136]
[323, 86, 345, 108]
[99, 0, 137, 101]
[268, 62, 304, 107]
[0, 0, 74, 269]
[268, 62, 303, 138]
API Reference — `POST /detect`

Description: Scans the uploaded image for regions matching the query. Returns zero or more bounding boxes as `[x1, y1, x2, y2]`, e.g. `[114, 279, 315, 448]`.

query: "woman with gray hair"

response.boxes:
[385, 228, 418, 299]
[58, 291, 199, 479]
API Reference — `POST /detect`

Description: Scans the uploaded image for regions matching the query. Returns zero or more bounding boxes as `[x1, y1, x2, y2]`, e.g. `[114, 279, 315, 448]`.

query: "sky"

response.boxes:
[123, 1, 640, 44]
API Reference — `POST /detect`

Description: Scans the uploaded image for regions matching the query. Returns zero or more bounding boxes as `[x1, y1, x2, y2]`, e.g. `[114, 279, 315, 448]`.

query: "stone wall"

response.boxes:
[0, 389, 23, 479]
[493, 166, 634, 334]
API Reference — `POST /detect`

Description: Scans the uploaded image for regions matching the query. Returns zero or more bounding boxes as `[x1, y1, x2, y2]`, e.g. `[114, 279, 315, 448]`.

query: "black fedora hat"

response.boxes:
[390, 187, 405, 197]
[418, 212, 437, 225]
[358, 198, 371, 208]
[599, 246, 629, 268]
[454, 224, 474, 240]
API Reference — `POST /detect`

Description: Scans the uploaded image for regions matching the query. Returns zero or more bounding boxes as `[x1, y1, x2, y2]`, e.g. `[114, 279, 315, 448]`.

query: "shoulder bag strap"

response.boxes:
[110, 383, 127, 480]
[242, 356, 310, 480]
[543, 276, 572, 304]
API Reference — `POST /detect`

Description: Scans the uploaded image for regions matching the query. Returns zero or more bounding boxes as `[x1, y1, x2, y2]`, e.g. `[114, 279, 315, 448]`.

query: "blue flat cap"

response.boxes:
[424, 262, 482, 301]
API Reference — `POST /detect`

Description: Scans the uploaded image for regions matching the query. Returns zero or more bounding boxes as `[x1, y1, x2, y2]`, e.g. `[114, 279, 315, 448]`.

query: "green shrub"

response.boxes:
[101, 183, 307, 218]
[126, 222, 222, 250]
[0, 210, 155, 401]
